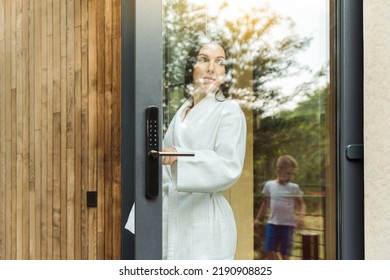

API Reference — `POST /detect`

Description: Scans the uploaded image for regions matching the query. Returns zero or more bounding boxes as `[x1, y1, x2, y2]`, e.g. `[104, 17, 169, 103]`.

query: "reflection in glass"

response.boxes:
[163, 0, 331, 260]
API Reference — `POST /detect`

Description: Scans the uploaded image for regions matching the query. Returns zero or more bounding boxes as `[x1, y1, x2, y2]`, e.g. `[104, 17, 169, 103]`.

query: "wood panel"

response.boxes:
[0, 0, 122, 260]
[223, 109, 254, 260]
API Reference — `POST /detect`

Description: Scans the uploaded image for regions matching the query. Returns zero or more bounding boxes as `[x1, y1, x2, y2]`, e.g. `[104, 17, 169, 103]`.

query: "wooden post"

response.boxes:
[301, 233, 319, 260]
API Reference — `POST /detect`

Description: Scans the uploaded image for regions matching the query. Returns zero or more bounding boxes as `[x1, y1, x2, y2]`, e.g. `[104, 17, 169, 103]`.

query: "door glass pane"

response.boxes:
[163, 0, 333, 259]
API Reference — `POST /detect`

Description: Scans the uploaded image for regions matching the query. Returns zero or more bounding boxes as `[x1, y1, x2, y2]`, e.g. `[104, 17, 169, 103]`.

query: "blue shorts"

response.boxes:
[263, 224, 295, 256]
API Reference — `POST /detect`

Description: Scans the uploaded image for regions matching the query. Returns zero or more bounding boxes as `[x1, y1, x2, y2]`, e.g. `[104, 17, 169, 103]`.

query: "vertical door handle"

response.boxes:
[145, 106, 194, 199]
[145, 106, 160, 199]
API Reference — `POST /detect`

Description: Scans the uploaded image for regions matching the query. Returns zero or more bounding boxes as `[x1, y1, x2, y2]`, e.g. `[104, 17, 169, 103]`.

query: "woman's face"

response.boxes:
[192, 43, 226, 94]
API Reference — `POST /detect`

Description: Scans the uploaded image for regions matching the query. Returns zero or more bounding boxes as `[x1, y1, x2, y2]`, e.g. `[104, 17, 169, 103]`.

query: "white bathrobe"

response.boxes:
[163, 93, 247, 260]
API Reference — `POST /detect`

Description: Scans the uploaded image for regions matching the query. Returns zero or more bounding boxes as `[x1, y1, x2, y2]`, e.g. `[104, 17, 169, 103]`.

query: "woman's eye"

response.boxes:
[197, 56, 207, 63]
[216, 59, 226, 66]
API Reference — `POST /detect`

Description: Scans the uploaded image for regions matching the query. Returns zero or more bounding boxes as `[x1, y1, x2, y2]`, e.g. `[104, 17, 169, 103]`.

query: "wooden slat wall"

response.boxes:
[0, 0, 122, 260]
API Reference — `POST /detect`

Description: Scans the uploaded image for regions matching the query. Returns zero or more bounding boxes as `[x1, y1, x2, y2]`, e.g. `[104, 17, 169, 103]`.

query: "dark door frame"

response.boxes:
[121, 0, 136, 260]
[121, 0, 163, 260]
[336, 0, 364, 259]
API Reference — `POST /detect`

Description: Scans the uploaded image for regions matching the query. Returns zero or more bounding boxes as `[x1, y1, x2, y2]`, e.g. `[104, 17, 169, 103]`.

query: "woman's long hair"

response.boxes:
[184, 36, 233, 100]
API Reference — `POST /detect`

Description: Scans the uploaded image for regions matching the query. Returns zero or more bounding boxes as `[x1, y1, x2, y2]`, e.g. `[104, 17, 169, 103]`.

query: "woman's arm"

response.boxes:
[173, 109, 247, 193]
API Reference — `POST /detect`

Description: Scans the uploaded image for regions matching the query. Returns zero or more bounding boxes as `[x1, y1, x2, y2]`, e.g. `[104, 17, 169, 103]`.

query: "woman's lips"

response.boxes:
[202, 76, 215, 83]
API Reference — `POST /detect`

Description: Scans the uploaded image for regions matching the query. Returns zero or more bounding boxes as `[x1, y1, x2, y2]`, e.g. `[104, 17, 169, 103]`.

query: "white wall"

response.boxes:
[364, 0, 390, 259]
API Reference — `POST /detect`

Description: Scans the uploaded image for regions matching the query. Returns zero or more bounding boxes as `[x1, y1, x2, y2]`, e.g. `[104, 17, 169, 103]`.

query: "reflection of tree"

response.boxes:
[217, 4, 312, 113]
[163, 0, 207, 125]
[163, 1, 206, 87]
[253, 87, 327, 188]
[163, 0, 313, 115]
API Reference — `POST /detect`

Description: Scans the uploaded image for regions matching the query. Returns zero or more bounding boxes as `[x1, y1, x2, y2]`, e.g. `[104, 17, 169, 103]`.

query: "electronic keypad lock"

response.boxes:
[145, 106, 194, 199]
[145, 106, 160, 199]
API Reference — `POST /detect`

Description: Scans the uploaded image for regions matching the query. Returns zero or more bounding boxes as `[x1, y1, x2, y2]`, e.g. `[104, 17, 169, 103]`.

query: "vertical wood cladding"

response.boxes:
[0, 0, 122, 259]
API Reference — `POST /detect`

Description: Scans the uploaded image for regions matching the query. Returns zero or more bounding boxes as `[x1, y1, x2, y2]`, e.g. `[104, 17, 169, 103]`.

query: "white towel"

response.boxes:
[124, 203, 135, 234]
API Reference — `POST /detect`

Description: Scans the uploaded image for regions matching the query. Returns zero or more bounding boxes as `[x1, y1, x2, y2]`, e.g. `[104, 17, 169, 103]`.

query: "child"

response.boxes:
[254, 155, 306, 260]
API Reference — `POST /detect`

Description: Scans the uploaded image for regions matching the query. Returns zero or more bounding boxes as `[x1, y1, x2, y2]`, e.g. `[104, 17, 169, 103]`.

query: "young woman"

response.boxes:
[162, 36, 247, 260]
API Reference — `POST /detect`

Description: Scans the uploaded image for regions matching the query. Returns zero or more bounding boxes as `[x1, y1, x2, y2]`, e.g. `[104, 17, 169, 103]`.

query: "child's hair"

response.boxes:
[276, 155, 298, 169]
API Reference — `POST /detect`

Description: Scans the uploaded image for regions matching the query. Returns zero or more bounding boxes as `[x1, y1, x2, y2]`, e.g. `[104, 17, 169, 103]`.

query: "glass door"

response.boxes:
[122, 0, 364, 260]
[163, 0, 334, 260]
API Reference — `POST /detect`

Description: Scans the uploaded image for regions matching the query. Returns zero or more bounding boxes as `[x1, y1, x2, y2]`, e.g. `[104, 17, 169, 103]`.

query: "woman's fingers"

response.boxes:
[162, 147, 178, 165]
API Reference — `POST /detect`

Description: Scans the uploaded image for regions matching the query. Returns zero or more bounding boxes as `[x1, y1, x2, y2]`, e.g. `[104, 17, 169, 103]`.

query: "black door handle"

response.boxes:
[346, 144, 363, 160]
[148, 150, 195, 158]
[145, 106, 195, 199]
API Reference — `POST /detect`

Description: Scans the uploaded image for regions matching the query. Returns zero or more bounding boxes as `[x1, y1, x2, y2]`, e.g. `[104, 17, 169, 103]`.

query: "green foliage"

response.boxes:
[254, 87, 328, 192]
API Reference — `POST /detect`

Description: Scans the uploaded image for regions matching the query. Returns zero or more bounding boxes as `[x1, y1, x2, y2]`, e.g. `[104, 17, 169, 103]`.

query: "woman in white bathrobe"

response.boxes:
[162, 37, 247, 260]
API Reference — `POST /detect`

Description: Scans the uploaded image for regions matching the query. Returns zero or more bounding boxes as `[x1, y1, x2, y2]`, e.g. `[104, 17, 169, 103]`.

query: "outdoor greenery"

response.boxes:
[253, 87, 328, 189]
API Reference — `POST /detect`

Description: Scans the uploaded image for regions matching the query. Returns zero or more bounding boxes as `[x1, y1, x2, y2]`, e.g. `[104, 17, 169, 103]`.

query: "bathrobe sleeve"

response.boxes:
[174, 102, 246, 193]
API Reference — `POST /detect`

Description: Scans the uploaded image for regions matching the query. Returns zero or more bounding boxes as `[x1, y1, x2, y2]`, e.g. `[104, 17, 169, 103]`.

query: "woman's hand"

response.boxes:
[162, 147, 178, 165]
